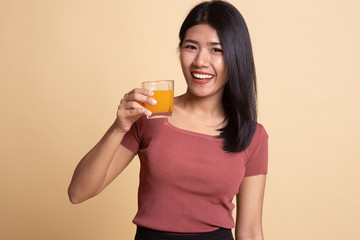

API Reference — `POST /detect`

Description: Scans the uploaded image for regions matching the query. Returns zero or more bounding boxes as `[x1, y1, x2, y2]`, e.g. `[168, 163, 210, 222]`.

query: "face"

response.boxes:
[180, 24, 228, 99]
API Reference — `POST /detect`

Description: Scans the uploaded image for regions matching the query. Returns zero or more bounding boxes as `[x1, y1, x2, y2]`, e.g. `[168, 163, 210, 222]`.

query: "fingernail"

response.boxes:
[148, 91, 154, 96]
[150, 99, 157, 105]
[146, 110, 152, 116]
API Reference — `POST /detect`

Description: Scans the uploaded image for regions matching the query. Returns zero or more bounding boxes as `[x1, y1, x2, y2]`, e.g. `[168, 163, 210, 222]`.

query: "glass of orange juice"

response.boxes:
[141, 80, 174, 119]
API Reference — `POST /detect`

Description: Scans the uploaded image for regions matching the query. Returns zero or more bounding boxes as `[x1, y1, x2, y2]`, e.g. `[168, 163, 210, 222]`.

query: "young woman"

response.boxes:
[68, 1, 268, 239]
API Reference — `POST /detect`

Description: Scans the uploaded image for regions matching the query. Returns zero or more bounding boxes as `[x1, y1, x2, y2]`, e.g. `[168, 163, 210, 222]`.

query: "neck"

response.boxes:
[176, 89, 225, 118]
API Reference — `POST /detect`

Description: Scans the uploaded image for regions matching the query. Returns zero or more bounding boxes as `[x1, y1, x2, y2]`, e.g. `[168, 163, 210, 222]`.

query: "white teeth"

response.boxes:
[192, 73, 214, 79]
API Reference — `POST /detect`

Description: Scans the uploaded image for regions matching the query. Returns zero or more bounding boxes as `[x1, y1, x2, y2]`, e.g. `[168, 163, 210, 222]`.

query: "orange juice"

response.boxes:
[145, 90, 174, 115]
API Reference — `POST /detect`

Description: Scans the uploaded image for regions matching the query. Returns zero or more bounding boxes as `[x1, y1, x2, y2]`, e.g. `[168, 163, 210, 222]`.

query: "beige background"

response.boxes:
[1, 0, 359, 239]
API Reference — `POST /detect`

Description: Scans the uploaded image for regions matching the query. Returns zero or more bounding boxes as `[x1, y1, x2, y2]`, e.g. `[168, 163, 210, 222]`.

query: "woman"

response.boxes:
[68, 1, 268, 239]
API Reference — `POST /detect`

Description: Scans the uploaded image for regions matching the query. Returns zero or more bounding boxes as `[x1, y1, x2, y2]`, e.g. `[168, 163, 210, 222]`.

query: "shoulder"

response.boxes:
[132, 115, 168, 137]
[243, 123, 269, 176]
[254, 123, 268, 140]
[244, 123, 268, 157]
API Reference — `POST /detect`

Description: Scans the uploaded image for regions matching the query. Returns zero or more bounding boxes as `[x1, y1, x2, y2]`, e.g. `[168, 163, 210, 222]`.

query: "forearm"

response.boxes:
[235, 233, 264, 240]
[235, 228, 264, 240]
[68, 122, 126, 203]
[235, 224, 264, 240]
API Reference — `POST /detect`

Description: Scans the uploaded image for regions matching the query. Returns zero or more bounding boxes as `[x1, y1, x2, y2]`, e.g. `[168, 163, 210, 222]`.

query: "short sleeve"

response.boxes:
[120, 117, 143, 154]
[244, 124, 269, 177]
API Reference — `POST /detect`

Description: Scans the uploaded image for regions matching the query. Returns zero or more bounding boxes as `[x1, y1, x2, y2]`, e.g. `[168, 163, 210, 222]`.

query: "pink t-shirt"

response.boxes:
[121, 116, 268, 233]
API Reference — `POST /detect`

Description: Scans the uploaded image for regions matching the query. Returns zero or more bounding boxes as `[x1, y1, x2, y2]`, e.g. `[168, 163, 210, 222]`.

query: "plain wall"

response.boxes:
[1, 0, 359, 239]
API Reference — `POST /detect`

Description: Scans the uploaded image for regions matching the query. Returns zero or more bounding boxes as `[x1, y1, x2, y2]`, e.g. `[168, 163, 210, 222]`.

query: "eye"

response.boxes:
[212, 48, 223, 53]
[183, 45, 197, 50]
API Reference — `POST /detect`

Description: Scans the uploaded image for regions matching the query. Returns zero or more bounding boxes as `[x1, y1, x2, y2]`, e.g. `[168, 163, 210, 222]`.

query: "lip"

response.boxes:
[191, 71, 214, 85]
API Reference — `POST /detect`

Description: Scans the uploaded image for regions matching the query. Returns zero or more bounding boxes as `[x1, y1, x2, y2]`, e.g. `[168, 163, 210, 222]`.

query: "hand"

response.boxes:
[114, 88, 156, 133]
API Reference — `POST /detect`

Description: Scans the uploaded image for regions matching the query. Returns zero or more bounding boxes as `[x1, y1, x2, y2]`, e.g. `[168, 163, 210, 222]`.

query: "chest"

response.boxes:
[138, 123, 246, 197]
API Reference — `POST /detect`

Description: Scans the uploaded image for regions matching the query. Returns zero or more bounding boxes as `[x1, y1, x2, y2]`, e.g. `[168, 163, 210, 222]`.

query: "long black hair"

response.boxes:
[179, 0, 257, 153]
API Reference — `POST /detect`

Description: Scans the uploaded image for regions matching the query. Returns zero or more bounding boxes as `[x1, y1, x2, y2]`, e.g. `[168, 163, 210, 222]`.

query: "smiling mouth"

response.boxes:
[191, 72, 214, 80]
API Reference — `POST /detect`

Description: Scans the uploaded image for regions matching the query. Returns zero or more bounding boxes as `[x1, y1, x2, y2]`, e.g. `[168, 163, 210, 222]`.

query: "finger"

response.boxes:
[127, 108, 152, 117]
[118, 99, 152, 116]
[119, 107, 152, 117]
[132, 88, 154, 96]
[125, 91, 157, 106]
[124, 88, 153, 99]
[123, 100, 145, 110]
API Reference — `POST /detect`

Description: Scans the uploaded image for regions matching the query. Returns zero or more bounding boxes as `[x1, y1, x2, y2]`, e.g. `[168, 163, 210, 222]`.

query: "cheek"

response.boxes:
[213, 57, 227, 80]
[180, 52, 191, 80]
[180, 52, 190, 67]
[180, 52, 186, 69]
[214, 57, 225, 68]
[180, 56, 187, 73]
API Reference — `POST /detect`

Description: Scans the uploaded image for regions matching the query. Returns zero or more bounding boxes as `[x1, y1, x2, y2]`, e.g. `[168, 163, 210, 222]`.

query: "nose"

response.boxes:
[193, 49, 210, 68]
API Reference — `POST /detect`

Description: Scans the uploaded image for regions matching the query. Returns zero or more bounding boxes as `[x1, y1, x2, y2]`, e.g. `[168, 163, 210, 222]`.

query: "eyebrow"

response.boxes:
[183, 39, 222, 46]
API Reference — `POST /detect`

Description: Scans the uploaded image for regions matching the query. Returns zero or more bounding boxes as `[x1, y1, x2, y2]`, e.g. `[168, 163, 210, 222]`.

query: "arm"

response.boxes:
[235, 174, 267, 240]
[67, 88, 155, 204]
[67, 124, 134, 204]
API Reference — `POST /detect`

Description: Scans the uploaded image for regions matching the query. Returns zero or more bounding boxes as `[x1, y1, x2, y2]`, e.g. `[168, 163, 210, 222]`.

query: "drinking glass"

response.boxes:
[141, 80, 174, 119]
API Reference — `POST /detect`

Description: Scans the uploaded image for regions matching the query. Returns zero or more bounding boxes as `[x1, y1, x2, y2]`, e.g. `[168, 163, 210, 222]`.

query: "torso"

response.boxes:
[121, 112, 269, 233]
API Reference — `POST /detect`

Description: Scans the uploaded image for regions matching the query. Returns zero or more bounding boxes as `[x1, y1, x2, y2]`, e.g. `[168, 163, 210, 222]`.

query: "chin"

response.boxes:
[187, 88, 218, 98]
